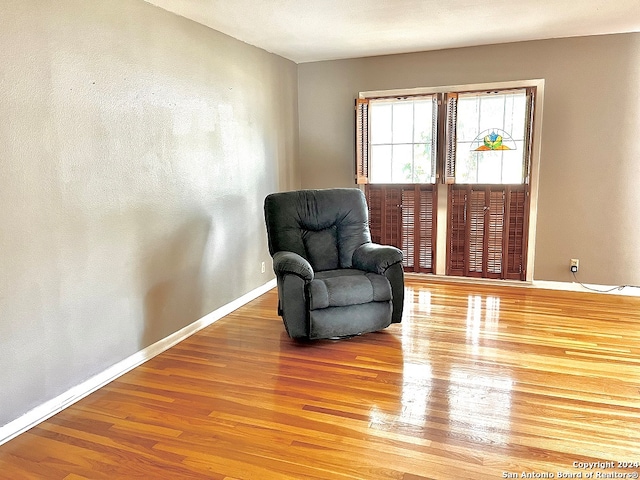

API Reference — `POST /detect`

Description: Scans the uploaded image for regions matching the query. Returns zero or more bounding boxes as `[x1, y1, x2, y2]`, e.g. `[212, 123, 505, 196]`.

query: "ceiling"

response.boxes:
[144, 0, 640, 63]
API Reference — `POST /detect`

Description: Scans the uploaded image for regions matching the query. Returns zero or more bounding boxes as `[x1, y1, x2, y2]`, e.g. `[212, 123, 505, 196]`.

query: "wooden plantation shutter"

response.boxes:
[355, 98, 370, 184]
[418, 185, 436, 272]
[432, 94, 442, 183]
[523, 87, 536, 183]
[487, 189, 505, 276]
[366, 185, 384, 244]
[468, 188, 486, 276]
[446, 185, 527, 280]
[364, 185, 402, 245]
[366, 185, 436, 273]
[401, 188, 416, 270]
[444, 93, 458, 184]
[447, 187, 467, 276]
[383, 187, 402, 246]
[504, 185, 528, 279]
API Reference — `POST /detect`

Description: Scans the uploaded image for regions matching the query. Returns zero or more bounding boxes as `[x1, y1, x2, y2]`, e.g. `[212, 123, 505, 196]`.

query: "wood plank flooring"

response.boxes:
[1, 276, 640, 479]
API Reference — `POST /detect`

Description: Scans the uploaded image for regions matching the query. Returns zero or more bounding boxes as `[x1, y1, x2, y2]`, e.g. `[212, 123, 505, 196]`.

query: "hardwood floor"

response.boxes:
[1, 276, 640, 479]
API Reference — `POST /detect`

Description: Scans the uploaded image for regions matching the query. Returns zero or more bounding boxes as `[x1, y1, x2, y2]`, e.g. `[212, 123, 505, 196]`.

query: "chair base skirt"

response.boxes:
[308, 301, 392, 340]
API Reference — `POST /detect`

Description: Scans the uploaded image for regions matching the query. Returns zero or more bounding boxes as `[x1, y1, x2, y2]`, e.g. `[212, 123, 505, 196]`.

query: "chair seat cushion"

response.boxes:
[308, 269, 392, 310]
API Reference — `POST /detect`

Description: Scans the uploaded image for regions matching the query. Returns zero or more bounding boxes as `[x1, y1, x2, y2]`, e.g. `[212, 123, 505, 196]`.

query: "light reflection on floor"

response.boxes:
[448, 367, 514, 445]
[400, 362, 433, 426]
[402, 286, 432, 319]
[372, 284, 513, 444]
[368, 362, 433, 431]
[466, 295, 501, 354]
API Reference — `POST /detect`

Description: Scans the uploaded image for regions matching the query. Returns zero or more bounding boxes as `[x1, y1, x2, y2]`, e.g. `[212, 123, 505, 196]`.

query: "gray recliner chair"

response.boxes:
[263, 188, 404, 340]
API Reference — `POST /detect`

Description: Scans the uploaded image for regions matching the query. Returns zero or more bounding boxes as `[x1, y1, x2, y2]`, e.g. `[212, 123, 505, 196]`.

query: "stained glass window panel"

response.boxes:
[455, 91, 528, 184]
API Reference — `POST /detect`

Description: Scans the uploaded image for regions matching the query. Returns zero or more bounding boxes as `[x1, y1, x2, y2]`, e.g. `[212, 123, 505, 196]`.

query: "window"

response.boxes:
[369, 96, 437, 184]
[357, 83, 538, 281]
[356, 87, 535, 186]
[455, 91, 529, 184]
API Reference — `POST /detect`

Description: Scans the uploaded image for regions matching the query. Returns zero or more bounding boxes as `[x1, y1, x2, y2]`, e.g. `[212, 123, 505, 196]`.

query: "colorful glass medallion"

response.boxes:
[471, 129, 516, 151]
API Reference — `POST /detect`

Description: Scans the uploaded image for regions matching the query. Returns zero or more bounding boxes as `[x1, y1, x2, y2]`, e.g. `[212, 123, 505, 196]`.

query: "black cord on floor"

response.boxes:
[572, 271, 640, 293]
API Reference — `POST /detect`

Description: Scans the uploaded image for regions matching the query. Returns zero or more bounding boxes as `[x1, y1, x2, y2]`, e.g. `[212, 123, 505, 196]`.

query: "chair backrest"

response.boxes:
[264, 188, 372, 271]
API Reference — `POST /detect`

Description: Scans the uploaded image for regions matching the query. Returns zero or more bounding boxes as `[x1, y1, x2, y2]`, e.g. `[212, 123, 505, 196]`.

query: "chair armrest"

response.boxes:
[272, 251, 314, 282]
[352, 243, 403, 274]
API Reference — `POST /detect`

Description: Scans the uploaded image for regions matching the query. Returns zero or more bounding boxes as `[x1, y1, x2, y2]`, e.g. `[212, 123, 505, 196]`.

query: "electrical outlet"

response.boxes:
[261, 261, 266, 274]
[570, 258, 579, 273]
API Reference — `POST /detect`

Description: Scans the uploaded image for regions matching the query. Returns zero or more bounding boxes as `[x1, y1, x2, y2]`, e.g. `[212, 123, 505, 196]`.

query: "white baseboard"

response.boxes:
[405, 272, 531, 288]
[0, 279, 277, 447]
[531, 280, 640, 296]
[406, 272, 640, 296]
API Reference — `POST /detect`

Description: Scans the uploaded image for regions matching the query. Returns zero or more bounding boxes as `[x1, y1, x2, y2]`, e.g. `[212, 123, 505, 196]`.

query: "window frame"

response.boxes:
[367, 95, 438, 184]
[356, 81, 540, 187]
[444, 88, 535, 185]
[356, 79, 545, 281]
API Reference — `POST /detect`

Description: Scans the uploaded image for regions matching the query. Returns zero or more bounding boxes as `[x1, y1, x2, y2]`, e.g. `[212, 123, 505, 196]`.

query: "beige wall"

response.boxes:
[298, 34, 640, 286]
[0, 0, 298, 427]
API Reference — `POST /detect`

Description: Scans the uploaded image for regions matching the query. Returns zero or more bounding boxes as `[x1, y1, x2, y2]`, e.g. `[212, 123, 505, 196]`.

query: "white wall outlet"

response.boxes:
[570, 258, 579, 273]
[261, 261, 266, 274]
